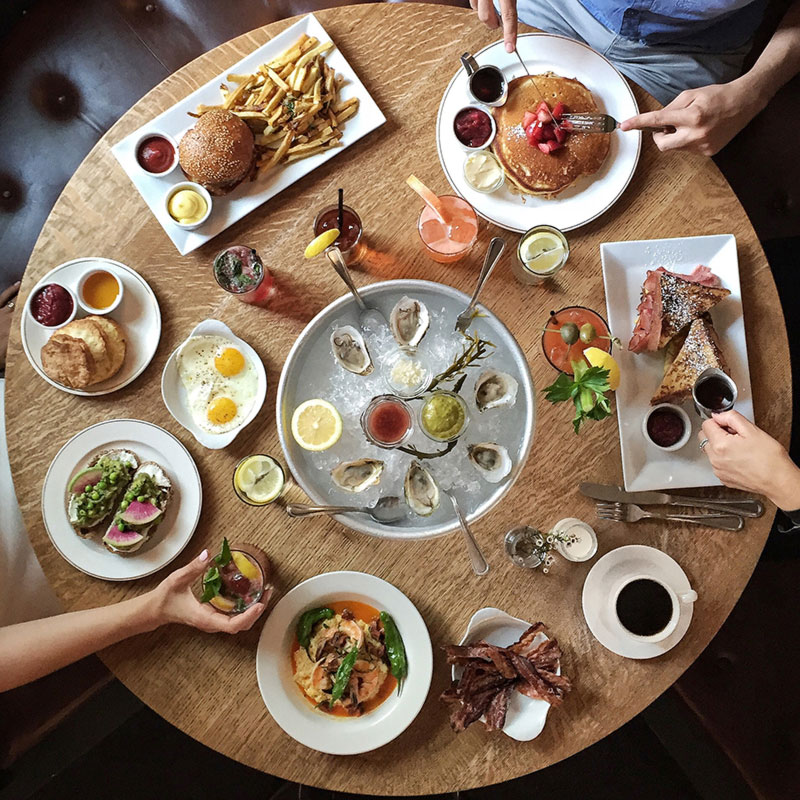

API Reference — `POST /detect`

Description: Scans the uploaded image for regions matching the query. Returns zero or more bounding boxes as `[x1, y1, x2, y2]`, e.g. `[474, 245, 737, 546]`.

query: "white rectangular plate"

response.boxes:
[111, 14, 385, 255]
[601, 234, 753, 491]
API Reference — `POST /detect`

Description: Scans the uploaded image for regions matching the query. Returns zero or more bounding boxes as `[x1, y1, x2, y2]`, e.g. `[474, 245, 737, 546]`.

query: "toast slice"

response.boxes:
[102, 462, 172, 554]
[67, 449, 139, 536]
[629, 267, 730, 353]
[651, 315, 729, 405]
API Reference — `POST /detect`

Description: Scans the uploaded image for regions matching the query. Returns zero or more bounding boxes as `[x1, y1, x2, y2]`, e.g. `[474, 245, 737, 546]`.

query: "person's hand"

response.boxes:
[147, 550, 269, 633]
[470, 0, 518, 53]
[619, 79, 765, 156]
[698, 410, 800, 509]
[0, 282, 21, 373]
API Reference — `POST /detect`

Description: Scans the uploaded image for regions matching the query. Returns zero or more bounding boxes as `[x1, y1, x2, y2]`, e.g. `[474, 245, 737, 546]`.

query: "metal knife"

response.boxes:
[512, 48, 562, 130]
[579, 483, 764, 518]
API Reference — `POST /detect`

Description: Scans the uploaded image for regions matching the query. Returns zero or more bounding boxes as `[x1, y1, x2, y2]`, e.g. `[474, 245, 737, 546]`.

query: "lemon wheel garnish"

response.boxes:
[584, 347, 621, 391]
[291, 399, 343, 451]
[235, 455, 285, 504]
[520, 231, 565, 273]
[304, 229, 340, 259]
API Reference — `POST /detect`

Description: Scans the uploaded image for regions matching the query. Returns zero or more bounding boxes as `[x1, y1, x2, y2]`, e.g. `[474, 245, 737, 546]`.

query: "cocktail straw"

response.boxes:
[337, 188, 344, 234]
[406, 175, 448, 225]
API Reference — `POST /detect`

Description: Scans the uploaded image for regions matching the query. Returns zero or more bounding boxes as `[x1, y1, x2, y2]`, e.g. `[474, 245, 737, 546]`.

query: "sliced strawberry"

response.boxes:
[529, 122, 545, 143]
[553, 125, 569, 144]
[537, 108, 550, 123]
[560, 118, 574, 132]
[541, 123, 556, 142]
[552, 101, 566, 120]
[548, 139, 564, 152]
[522, 111, 537, 129]
[525, 124, 538, 146]
[538, 140, 563, 155]
[536, 101, 549, 113]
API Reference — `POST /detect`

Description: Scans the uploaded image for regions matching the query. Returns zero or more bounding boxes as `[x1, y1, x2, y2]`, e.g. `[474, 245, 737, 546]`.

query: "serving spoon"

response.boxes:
[445, 490, 489, 576]
[325, 246, 387, 332]
[285, 496, 406, 524]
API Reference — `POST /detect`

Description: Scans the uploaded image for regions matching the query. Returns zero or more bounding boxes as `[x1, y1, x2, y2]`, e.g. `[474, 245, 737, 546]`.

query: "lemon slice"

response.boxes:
[235, 455, 285, 504]
[210, 594, 237, 613]
[291, 399, 343, 451]
[231, 550, 261, 581]
[520, 231, 565, 274]
[584, 347, 621, 391]
[304, 229, 340, 259]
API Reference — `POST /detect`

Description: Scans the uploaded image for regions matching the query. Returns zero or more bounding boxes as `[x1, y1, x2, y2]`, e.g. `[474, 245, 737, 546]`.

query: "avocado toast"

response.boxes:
[102, 462, 172, 554]
[67, 449, 139, 536]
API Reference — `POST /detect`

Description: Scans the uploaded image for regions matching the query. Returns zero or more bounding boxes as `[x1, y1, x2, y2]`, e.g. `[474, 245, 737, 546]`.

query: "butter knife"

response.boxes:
[579, 482, 764, 518]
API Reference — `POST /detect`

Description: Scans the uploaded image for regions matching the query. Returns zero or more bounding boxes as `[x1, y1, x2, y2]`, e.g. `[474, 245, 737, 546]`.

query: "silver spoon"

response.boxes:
[325, 246, 387, 332]
[455, 236, 505, 334]
[445, 490, 489, 576]
[285, 496, 406, 524]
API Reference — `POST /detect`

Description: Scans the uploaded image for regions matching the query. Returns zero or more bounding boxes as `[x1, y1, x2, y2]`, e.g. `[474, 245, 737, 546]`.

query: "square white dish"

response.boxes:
[111, 13, 386, 255]
[601, 234, 753, 491]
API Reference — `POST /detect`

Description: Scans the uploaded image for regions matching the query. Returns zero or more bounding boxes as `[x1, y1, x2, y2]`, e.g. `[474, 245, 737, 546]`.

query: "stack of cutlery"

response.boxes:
[579, 483, 764, 532]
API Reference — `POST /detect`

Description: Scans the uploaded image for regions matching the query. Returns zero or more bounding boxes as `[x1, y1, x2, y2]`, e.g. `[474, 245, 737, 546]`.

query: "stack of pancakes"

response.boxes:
[492, 73, 610, 197]
[41, 316, 126, 389]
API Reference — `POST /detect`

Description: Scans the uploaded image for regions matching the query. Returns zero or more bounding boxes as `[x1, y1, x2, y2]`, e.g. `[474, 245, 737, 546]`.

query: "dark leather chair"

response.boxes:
[1, 3, 798, 797]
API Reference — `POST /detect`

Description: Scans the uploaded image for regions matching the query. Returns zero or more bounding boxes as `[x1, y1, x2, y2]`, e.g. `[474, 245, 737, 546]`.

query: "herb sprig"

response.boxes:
[200, 537, 233, 603]
[543, 360, 612, 434]
[426, 331, 495, 392]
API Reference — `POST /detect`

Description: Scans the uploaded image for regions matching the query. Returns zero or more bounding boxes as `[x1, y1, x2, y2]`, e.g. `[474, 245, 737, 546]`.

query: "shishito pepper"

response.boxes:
[329, 645, 359, 707]
[380, 611, 408, 682]
[296, 607, 334, 651]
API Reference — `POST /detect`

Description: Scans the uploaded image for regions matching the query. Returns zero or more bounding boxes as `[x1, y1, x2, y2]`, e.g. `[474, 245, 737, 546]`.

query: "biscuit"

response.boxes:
[86, 316, 126, 380]
[62, 318, 113, 383]
[41, 334, 95, 388]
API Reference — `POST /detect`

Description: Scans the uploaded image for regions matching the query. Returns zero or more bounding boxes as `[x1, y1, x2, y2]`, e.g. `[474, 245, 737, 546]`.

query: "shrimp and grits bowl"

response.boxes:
[256, 571, 433, 754]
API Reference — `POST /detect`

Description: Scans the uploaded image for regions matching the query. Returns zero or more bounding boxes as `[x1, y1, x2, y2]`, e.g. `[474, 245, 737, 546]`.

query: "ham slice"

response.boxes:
[628, 265, 723, 353]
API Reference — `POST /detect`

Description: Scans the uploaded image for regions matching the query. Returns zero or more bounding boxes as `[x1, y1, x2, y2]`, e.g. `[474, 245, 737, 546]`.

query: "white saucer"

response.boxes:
[582, 545, 695, 659]
[454, 607, 560, 741]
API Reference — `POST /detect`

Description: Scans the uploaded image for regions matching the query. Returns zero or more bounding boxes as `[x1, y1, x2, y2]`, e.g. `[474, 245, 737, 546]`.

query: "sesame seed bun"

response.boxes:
[178, 109, 255, 196]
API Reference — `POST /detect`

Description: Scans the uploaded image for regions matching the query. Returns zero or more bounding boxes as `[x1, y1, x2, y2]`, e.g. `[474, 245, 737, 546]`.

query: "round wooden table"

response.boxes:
[5, 5, 791, 795]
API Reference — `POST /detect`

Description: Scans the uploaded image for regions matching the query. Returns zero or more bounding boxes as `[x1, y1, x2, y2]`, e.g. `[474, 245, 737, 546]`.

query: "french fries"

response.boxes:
[193, 34, 359, 177]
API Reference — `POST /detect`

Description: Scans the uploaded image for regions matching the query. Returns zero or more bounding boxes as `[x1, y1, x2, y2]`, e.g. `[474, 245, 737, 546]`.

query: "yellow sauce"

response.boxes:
[421, 392, 466, 440]
[81, 270, 119, 309]
[464, 151, 504, 192]
[168, 189, 207, 224]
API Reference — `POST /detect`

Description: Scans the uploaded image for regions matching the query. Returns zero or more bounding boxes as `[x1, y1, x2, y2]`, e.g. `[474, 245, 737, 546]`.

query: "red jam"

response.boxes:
[367, 400, 411, 445]
[30, 283, 73, 326]
[647, 409, 685, 448]
[136, 135, 175, 173]
[454, 108, 492, 148]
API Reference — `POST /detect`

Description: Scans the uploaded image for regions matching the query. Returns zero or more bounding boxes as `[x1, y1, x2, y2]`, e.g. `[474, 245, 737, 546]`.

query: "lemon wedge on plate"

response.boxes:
[291, 399, 343, 451]
[235, 455, 285, 504]
[304, 229, 340, 259]
[584, 347, 621, 391]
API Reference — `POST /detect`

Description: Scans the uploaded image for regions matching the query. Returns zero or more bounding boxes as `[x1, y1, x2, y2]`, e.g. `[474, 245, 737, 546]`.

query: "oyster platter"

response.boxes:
[277, 279, 535, 538]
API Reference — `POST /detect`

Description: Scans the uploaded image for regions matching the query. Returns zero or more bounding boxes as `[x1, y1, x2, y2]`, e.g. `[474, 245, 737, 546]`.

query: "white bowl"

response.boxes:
[453, 104, 496, 151]
[132, 130, 179, 177]
[161, 318, 267, 450]
[454, 607, 560, 741]
[163, 181, 212, 230]
[256, 571, 433, 755]
[75, 268, 124, 316]
[642, 403, 691, 452]
[24, 282, 78, 331]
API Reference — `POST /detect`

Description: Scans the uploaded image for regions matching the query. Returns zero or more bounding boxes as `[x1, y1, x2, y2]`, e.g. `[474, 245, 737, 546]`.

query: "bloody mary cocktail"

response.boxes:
[542, 306, 612, 375]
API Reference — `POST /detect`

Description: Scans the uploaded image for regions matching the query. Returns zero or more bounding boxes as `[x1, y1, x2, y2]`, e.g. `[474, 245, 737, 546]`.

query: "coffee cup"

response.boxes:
[610, 574, 697, 643]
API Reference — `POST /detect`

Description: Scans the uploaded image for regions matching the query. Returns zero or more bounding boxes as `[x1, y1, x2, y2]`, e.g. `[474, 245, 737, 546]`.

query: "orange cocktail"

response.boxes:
[542, 306, 612, 375]
[416, 195, 478, 263]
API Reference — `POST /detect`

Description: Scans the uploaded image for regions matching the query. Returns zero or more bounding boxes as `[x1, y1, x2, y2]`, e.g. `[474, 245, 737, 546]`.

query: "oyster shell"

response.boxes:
[331, 458, 384, 493]
[474, 369, 518, 412]
[403, 460, 440, 517]
[390, 297, 430, 353]
[467, 443, 512, 484]
[330, 325, 373, 375]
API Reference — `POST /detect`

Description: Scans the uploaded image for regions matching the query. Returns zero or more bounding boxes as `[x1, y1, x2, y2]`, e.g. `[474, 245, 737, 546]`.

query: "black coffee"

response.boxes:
[616, 579, 673, 636]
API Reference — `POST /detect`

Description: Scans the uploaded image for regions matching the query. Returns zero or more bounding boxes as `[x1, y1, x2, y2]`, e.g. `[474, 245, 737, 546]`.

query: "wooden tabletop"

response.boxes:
[5, 4, 791, 795]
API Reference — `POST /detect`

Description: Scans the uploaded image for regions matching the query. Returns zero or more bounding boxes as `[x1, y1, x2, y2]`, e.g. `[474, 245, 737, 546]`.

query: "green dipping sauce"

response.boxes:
[421, 393, 466, 440]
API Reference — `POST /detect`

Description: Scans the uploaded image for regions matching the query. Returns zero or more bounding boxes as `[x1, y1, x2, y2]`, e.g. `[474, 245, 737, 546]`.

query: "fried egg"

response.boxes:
[176, 335, 258, 434]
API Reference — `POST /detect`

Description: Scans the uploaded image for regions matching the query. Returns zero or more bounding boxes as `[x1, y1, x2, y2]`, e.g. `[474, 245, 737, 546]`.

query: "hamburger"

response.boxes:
[179, 108, 255, 195]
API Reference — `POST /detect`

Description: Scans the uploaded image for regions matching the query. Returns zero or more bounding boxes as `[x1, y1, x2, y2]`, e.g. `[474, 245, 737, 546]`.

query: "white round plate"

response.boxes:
[256, 571, 433, 755]
[454, 607, 560, 741]
[436, 33, 641, 232]
[41, 419, 202, 581]
[582, 545, 695, 659]
[20, 257, 162, 395]
[161, 318, 268, 450]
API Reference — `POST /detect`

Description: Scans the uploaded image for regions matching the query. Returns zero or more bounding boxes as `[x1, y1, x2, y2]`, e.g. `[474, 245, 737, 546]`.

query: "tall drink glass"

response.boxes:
[417, 195, 478, 263]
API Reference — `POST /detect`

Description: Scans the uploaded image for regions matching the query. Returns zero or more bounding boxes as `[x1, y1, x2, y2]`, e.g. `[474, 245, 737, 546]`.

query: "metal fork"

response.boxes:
[561, 113, 674, 134]
[596, 501, 744, 532]
[454, 237, 505, 334]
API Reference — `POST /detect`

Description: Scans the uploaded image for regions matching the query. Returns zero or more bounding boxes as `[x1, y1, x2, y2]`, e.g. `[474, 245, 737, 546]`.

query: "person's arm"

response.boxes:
[0, 550, 266, 693]
[698, 410, 800, 509]
[470, 0, 518, 52]
[620, 1, 800, 155]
